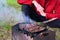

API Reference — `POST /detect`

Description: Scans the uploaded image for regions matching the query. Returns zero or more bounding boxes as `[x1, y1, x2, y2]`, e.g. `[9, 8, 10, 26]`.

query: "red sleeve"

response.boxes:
[45, 0, 60, 19]
[46, 13, 60, 19]
[45, 0, 56, 13]
[17, 0, 32, 6]
[45, 0, 55, 19]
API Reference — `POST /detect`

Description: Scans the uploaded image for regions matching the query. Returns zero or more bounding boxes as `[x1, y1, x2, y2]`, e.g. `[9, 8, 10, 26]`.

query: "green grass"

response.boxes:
[6, 0, 21, 11]
[6, 0, 19, 6]
[0, 22, 11, 40]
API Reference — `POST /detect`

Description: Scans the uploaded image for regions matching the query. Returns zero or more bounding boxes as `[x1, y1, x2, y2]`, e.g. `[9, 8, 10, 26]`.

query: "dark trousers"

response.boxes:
[21, 4, 60, 28]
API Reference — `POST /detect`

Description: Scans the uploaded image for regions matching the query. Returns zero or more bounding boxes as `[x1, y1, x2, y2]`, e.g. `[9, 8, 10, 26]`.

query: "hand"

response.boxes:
[33, 0, 35, 1]
[32, 1, 46, 16]
[39, 10, 46, 17]
[32, 1, 44, 10]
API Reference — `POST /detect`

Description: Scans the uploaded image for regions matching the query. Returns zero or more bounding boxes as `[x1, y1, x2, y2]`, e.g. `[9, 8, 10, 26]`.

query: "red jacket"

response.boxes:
[17, 0, 60, 19]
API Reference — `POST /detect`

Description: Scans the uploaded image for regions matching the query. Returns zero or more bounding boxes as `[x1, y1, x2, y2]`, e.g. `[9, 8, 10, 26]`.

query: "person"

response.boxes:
[17, 0, 60, 28]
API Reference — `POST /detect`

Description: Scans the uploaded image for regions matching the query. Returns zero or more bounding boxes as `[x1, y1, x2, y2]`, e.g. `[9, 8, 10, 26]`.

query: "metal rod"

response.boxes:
[42, 18, 57, 23]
